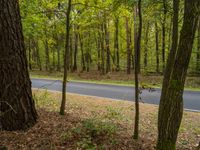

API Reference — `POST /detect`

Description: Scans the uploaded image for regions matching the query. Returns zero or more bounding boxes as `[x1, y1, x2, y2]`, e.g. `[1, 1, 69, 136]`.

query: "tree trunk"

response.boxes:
[162, 0, 167, 71]
[157, 0, 200, 149]
[60, 0, 72, 115]
[133, 0, 142, 139]
[79, 34, 86, 71]
[44, 28, 50, 71]
[73, 26, 78, 72]
[104, 22, 111, 73]
[56, 35, 61, 72]
[101, 24, 105, 75]
[126, 17, 131, 74]
[155, 22, 160, 73]
[35, 39, 42, 71]
[0, 0, 37, 130]
[114, 17, 120, 71]
[144, 22, 149, 68]
[69, 36, 73, 72]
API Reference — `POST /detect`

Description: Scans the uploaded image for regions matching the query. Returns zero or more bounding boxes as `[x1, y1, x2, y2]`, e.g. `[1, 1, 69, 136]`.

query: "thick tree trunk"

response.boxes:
[60, 0, 72, 115]
[155, 22, 160, 73]
[157, 0, 200, 149]
[0, 0, 37, 130]
[126, 17, 131, 74]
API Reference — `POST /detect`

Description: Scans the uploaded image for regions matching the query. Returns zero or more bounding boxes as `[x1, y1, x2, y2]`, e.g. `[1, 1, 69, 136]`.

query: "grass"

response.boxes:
[1, 90, 199, 150]
[30, 70, 200, 91]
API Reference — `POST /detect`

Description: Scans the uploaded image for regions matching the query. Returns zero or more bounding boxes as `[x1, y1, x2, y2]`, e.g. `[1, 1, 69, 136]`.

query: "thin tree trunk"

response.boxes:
[79, 34, 86, 71]
[0, 0, 37, 130]
[133, 0, 142, 139]
[101, 24, 105, 75]
[60, 0, 72, 115]
[35, 39, 42, 71]
[73, 26, 78, 72]
[155, 22, 160, 73]
[56, 35, 61, 72]
[126, 17, 131, 74]
[157, 0, 199, 149]
[114, 17, 120, 71]
[69, 36, 73, 72]
[162, 0, 167, 71]
[104, 21, 111, 73]
[144, 22, 149, 68]
[44, 28, 50, 71]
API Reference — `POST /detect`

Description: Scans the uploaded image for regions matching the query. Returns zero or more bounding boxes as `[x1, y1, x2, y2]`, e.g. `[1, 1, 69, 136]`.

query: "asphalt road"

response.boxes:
[31, 78, 200, 112]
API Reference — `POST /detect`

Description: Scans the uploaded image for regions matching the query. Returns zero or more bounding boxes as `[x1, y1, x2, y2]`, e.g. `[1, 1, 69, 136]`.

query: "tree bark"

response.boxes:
[0, 0, 37, 130]
[157, 0, 200, 149]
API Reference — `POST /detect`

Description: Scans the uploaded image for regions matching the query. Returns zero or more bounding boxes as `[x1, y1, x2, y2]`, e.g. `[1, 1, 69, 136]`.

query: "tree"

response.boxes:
[0, 0, 37, 130]
[157, 0, 200, 149]
[60, 0, 72, 115]
[126, 17, 131, 74]
[133, 0, 142, 139]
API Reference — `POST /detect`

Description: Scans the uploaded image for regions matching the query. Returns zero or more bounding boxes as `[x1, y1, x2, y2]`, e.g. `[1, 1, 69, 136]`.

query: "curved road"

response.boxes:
[31, 78, 200, 112]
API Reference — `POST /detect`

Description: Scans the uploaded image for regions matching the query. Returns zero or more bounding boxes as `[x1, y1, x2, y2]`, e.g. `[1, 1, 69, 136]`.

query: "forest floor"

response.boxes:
[30, 70, 200, 90]
[1, 90, 200, 150]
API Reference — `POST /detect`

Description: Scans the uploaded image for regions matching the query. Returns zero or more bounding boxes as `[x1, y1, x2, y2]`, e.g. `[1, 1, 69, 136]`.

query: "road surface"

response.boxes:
[31, 78, 200, 112]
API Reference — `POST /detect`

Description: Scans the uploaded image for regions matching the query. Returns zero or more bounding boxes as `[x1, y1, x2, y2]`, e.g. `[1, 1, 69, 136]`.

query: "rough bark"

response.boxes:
[157, 0, 200, 149]
[0, 0, 37, 130]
